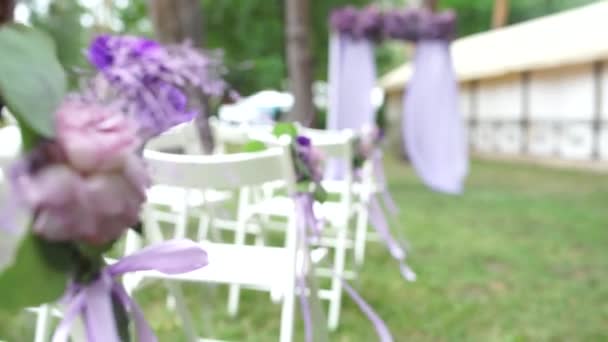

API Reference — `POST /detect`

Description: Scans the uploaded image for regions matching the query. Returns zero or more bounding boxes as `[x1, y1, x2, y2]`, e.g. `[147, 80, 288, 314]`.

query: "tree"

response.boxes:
[492, 0, 510, 28]
[149, 0, 215, 153]
[424, 0, 439, 11]
[285, 0, 314, 125]
[0, 0, 14, 25]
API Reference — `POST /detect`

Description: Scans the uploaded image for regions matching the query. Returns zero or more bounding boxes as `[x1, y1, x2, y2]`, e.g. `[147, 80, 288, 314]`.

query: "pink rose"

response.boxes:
[10, 100, 150, 246]
[56, 99, 140, 174]
[16, 155, 148, 245]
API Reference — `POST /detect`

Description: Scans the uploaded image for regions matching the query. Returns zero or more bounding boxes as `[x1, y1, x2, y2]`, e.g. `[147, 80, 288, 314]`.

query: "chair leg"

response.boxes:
[278, 283, 296, 342]
[34, 305, 52, 342]
[227, 284, 241, 317]
[354, 203, 370, 267]
[227, 188, 251, 317]
[327, 223, 347, 330]
[166, 281, 198, 342]
[197, 213, 211, 241]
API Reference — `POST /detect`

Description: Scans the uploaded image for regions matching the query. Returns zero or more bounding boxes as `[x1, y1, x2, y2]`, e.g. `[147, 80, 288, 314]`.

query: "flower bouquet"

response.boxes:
[0, 25, 227, 341]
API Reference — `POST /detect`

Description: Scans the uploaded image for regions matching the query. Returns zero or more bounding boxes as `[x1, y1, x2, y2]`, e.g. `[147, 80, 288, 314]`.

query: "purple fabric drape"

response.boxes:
[327, 34, 376, 131]
[403, 40, 468, 194]
[326, 33, 376, 179]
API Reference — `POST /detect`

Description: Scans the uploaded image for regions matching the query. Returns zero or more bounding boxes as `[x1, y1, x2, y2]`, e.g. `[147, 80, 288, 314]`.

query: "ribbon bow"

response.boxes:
[52, 239, 208, 342]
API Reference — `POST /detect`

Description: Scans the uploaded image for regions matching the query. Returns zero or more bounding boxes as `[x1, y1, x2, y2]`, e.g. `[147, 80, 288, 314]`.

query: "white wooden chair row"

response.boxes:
[0, 117, 388, 341]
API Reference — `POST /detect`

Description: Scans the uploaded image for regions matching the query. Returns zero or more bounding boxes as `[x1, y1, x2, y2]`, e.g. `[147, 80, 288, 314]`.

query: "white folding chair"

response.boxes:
[304, 126, 389, 268]
[244, 127, 356, 330]
[144, 125, 234, 243]
[209, 117, 275, 153]
[136, 142, 301, 342]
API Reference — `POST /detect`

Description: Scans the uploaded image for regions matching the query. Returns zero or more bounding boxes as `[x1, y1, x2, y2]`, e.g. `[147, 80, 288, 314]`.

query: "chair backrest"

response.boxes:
[209, 117, 252, 152]
[248, 127, 355, 174]
[296, 126, 355, 162]
[144, 138, 296, 193]
[145, 124, 188, 153]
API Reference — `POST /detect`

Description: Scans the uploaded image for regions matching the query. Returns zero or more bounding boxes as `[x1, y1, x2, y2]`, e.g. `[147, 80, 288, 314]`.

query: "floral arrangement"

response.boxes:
[330, 5, 385, 42]
[330, 5, 456, 42]
[0, 25, 228, 341]
[85, 35, 228, 140]
[383, 8, 456, 41]
[243, 122, 327, 234]
[352, 123, 384, 170]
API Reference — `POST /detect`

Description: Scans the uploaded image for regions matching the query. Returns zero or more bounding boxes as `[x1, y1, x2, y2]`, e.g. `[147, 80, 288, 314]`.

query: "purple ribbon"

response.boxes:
[293, 193, 321, 342]
[364, 150, 416, 282]
[52, 239, 208, 342]
[295, 192, 395, 342]
[371, 151, 398, 215]
[295, 193, 324, 241]
[342, 281, 393, 342]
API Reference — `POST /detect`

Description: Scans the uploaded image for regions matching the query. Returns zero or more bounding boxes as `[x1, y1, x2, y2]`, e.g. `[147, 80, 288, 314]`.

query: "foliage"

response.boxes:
[28, 0, 91, 88]
[439, 0, 599, 37]
[0, 236, 75, 313]
[5, 157, 606, 340]
[23, 0, 601, 97]
[0, 24, 74, 312]
[0, 24, 66, 140]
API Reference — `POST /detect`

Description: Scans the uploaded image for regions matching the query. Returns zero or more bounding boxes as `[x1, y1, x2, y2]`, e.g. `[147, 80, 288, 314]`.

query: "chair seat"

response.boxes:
[321, 179, 384, 196]
[147, 185, 232, 211]
[135, 241, 291, 300]
[246, 196, 352, 227]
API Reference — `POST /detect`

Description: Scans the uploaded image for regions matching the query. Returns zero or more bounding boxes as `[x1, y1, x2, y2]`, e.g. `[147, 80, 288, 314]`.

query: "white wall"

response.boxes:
[477, 75, 523, 154]
[388, 62, 608, 163]
[529, 64, 595, 160]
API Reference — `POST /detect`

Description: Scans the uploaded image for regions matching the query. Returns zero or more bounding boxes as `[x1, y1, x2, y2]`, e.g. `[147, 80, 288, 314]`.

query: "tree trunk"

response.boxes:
[285, 0, 315, 126]
[0, 0, 14, 25]
[424, 0, 438, 11]
[492, 0, 510, 28]
[149, 0, 214, 154]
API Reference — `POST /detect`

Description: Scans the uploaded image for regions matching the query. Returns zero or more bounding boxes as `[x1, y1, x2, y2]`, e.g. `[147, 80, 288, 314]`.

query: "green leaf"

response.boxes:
[313, 183, 328, 203]
[0, 234, 75, 313]
[296, 182, 312, 193]
[0, 24, 66, 139]
[272, 122, 298, 139]
[242, 140, 267, 152]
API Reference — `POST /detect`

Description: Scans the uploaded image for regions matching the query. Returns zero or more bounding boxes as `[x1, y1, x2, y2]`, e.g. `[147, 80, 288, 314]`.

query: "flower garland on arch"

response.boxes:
[0, 26, 231, 341]
[330, 5, 457, 43]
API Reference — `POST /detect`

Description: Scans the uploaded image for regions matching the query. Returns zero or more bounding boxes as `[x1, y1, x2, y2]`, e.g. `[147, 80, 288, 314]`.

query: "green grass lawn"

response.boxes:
[2, 158, 607, 341]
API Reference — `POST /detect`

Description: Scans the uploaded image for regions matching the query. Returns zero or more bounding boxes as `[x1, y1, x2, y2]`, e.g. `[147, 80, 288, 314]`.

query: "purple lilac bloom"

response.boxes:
[384, 9, 456, 42]
[88, 35, 114, 70]
[355, 5, 385, 42]
[86, 35, 228, 140]
[330, 6, 384, 42]
[330, 6, 359, 36]
[296, 135, 311, 147]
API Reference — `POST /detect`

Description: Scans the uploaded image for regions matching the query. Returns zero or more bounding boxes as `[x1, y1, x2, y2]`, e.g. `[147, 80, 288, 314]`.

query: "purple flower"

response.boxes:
[8, 99, 150, 246]
[88, 35, 114, 70]
[85, 35, 228, 141]
[330, 6, 385, 42]
[355, 5, 385, 42]
[384, 9, 456, 42]
[296, 135, 311, 147]
[330, 6, 359, 35]
[295, 135, 324, 183]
